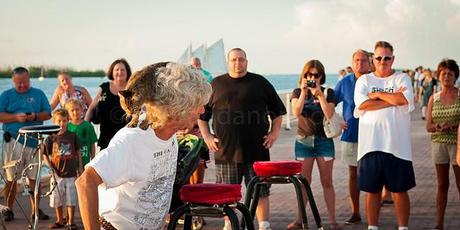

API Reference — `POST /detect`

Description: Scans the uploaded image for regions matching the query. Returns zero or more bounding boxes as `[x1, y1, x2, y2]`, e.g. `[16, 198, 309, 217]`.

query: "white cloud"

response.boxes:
[284, 0, 460, 71]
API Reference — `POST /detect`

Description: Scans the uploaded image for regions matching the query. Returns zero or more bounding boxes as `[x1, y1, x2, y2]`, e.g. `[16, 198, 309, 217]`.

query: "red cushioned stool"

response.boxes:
[244, 161, 323, 229]
[167, 184, 255, 230]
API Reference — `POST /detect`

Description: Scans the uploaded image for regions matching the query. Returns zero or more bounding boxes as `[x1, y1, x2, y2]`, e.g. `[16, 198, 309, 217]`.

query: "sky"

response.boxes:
[1, 0, 460, 74]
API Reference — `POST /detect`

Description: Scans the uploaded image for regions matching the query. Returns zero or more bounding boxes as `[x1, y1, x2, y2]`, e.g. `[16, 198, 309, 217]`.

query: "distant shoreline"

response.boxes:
[0, 67, 105, 79]
[0, 75, 105, 79]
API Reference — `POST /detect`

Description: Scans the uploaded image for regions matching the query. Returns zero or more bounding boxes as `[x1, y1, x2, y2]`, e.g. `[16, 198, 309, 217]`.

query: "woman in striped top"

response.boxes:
[425, 58, 460, 230]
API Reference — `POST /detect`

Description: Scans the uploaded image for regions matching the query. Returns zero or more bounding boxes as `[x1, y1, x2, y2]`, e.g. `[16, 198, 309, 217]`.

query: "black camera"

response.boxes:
[306, 80, 316, 88]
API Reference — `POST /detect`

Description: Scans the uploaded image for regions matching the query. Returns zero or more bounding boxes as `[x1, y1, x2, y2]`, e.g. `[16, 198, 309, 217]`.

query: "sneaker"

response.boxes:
[223, 220, 232, 230]
[31, 209, 50, 221]
[3, 209, 14, 222]
[344, 214, 362, 225]
[192, 216, 204, 230]
[258, 221, 272, 230]
[38, 209, 50, 220]
[381, 199, 394, 207]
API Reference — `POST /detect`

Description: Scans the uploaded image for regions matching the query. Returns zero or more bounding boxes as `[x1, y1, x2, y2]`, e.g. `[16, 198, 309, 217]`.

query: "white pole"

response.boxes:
[285, 93, 291, 130]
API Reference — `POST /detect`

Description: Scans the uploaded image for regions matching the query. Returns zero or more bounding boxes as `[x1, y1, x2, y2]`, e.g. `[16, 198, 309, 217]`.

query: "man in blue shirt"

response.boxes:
[191, 57, 213, 83]
[0, 67, 51, 222]
[334, 49, 370, 225]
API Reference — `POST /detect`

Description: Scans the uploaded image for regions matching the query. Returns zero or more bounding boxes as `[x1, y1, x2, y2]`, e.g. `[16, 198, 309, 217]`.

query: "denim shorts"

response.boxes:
[294, 135, 335, 160]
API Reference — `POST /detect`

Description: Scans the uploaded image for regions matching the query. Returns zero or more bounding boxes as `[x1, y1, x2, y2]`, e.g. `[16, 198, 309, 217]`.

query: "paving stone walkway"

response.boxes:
[4, 108, 460, 229]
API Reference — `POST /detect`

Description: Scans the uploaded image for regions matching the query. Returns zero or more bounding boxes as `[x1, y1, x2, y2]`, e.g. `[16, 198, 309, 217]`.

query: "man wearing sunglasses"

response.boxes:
[354, 41, 415, 230]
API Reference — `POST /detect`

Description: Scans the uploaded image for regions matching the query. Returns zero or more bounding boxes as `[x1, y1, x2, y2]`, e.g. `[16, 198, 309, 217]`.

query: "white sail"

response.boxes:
[192, 44, 207, 68]
[177, 39, 227, 78]
[206, 39, 227, 77]
[177, 44, 192, 65]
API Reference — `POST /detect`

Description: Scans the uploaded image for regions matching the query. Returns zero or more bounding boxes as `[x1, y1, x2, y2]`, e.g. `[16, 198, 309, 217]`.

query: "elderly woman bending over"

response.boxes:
[76, 62, 211, 230]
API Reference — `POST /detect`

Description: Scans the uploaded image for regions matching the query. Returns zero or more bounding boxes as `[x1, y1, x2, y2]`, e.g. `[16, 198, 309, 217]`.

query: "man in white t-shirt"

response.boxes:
[75, 63, 212, 230]
[354, 41, 415, 230]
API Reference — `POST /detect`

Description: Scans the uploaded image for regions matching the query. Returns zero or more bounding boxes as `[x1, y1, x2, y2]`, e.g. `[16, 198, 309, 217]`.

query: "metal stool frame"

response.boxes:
[244, 174, 323, 230]
[2, 125, 60, 230]
[168, 202, 255, 230]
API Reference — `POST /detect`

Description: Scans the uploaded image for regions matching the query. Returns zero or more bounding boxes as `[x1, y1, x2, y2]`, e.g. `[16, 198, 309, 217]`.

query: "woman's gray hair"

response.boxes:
[144, 63, 212, 128]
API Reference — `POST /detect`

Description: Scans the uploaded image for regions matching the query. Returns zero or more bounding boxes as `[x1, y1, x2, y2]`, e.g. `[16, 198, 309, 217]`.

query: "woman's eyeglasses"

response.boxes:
[304, 72, 321, 79]
[374, 56, 393, 62]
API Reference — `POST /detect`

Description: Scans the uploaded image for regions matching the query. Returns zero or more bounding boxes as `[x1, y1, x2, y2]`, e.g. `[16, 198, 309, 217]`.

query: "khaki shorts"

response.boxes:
[341, 141, 358, 167]
[431, 142, 457, 165]
[2, 140, 38, 181]
[50, 176, 78, 208]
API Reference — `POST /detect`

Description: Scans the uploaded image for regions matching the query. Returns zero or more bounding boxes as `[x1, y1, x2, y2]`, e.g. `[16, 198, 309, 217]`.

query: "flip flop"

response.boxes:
[287, 222, 303, 230]
[48, 222, 65, 229]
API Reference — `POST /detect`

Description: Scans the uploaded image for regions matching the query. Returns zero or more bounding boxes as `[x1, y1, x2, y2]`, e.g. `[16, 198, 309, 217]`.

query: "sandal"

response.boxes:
[344, 214, 361, 225]
[381, 199, 394, 206]
[329, 223, 341, 230]
[48, 222, 65, 229]
[287, 222, 304, 230]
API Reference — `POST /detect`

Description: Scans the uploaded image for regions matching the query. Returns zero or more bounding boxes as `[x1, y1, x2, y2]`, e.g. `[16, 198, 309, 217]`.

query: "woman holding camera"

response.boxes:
[289, 60, 339, 230]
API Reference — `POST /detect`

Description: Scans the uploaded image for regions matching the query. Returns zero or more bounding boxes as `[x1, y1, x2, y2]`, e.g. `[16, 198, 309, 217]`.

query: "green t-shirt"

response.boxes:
[67, 121, 98, 166]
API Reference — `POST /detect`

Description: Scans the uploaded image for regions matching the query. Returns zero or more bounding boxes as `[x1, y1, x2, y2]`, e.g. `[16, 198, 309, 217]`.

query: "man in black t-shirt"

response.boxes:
[198, 48, 286, 230]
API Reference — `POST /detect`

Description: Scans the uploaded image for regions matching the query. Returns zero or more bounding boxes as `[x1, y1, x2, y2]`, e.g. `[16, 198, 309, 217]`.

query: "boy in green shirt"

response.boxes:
[65, 99, 98, 166]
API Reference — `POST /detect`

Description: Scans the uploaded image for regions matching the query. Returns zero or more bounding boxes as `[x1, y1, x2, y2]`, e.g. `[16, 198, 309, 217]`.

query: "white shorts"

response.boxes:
[2, 140, 38, 181]
[341, 141, 358, 167]
[49, 176, 78, 208]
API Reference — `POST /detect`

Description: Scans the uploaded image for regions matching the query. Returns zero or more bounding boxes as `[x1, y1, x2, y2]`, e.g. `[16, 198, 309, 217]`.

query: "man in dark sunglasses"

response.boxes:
[353, 41, 415, 230]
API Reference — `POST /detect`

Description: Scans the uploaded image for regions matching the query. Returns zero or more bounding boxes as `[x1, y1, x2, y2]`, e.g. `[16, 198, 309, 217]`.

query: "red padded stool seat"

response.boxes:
[180, 183, 242, 205]
[253, 160, 302, 177]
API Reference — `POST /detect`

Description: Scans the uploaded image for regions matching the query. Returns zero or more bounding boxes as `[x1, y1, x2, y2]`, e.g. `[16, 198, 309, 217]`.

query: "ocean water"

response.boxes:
[0, 73, 340, 98]
[0, 74, 340, 185]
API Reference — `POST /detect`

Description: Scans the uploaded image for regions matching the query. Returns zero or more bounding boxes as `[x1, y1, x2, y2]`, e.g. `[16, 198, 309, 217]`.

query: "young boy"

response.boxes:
[65, 99, 97, 167]
[42, 108, 82, 229]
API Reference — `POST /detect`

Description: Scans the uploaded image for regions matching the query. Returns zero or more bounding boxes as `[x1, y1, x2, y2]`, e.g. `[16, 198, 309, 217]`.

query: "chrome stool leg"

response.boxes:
[298, 175, 323, 229]
[167, 204, 190, 230]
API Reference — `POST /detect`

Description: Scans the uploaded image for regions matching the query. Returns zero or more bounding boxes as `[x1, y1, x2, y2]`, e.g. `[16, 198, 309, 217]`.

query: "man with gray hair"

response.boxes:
[334, 49, 370, 225]
[76, 62, 212, 230]
[0, 67, 51, 222]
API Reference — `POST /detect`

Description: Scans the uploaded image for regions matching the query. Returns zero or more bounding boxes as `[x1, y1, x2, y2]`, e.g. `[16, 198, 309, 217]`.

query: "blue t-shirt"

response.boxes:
[334, 74, 359, 142]
[0, 87, 51, 147]
[201, 69, 213, 83]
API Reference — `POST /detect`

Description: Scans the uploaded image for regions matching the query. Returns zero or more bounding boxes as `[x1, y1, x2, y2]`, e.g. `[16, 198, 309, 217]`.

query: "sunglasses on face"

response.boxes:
[374, 56, 393, 62]
[304, 72, 321, 78]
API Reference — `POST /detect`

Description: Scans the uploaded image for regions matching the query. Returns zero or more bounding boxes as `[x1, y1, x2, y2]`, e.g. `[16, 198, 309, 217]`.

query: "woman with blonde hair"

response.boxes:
[50, 71, 92, 113]
[289, 60, 339, 229]
[426, 59, 460, 230]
